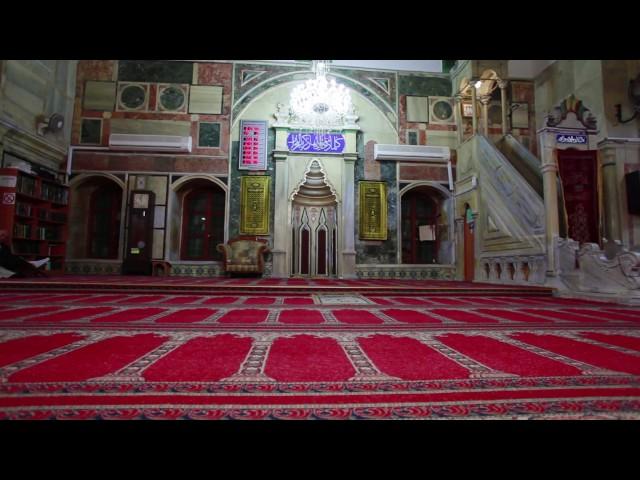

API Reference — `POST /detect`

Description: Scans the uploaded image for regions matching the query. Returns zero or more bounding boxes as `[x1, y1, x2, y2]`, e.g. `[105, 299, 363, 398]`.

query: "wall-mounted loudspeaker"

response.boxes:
[626, 170, 640, 215]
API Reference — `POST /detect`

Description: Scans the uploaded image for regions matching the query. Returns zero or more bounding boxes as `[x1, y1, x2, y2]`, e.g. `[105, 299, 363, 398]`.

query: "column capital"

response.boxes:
[479, 95, 492, 106]
[497, 79, 509, 90]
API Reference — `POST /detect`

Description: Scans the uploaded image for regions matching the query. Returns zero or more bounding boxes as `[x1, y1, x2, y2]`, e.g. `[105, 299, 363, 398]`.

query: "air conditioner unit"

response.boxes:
[374, 144, 450, 162]
[108, 134, 193, 153]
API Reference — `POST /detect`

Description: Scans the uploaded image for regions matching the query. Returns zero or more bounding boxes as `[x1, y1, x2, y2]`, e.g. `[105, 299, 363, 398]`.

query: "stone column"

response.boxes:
[498, 79, 509, 136]
[600, 145, 622, 242]
[471, 86, 478, 134]
[539, 131, 560, 276]
[271, 153, 289, 278]
[454, 95, 464, 145]
[341, 155, 357, 279]
[454, 217, 465, 280]
[480, 95, 491, 137]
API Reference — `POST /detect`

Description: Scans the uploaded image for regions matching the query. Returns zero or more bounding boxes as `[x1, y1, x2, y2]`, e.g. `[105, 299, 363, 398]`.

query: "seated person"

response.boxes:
[0, 229, 49, 278]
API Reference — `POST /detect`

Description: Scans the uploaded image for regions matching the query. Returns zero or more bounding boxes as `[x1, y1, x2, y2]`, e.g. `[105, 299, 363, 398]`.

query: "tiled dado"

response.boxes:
[65, 261, 122, 275]
[169, 263, 225, 277]
[356, 264, 456, 280]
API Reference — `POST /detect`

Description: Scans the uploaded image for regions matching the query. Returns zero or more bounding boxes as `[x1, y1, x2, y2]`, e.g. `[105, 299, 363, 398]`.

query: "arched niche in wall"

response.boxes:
[231, 80, 398, 145]
[68, 173, 126, 260]
[167, 175, 229, 262]
[398, 181, 454, 265]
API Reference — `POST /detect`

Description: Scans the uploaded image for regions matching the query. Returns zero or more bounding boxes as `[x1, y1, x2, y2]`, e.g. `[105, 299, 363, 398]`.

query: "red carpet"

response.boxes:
[278, 309, 325, 324]
[90, 308, 167, 323]
[332, 309, 384, 325]
[154, 308, 218, 324]
[1, 278, 639, 419]
[24, 307, 115, 323]
[437, 334, 582, 377]
[143, 335, 253, 382]
[381, 309, 442, 324]
[8, 334, 167, 382]
[264, 335, 355, 382]
[358, 335, 470, 380]
[217, 309, 269, 324]
[0, 306, 65, 321]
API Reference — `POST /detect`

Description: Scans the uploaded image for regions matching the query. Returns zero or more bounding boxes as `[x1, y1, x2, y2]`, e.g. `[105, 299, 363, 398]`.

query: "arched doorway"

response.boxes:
[180, 185, 225, 261]
[87, 183, 122, 259]
[463, 203, 475, 281]
[401, 186, 440, 264]
[290, 160, 338, 277]
[68, 174, 125, 261]
[556, 148, 599, 245]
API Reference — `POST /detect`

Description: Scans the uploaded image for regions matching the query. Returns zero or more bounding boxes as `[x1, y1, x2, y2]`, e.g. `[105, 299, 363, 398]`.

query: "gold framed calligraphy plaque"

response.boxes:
[240, 176, 270, 235]
[359, 181, 387, 240]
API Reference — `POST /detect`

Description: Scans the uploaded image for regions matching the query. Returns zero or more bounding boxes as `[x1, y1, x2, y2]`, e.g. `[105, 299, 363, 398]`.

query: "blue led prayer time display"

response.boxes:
[287, 132, 345, 153]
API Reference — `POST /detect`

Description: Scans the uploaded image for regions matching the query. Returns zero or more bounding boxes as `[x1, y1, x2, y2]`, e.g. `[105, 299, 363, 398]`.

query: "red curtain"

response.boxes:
[557, 149, 599, 244]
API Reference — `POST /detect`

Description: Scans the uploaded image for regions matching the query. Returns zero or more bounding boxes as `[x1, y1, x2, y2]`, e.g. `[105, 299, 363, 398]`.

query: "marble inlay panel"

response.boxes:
[80, 119, 102, 144]
[198, 122, 221, 147]
[189, 85, 223, 114]
[399, 75, 451, 97]
[83, 81, 116, 111]
[118, 60, 193, 84]
[406, 96, 430, 123]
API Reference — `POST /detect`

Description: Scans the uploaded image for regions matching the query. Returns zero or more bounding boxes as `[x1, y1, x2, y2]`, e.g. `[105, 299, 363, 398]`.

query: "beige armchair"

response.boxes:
[217, 236, 270, 275]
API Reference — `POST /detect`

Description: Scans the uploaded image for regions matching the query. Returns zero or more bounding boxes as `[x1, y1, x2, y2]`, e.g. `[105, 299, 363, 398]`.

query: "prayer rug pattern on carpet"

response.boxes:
[0, 287, 638, 420]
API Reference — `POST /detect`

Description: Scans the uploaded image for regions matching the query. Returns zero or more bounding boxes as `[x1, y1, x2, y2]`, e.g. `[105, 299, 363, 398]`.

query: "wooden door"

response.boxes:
[122, 190, 155, 275]
[401, 189, 439, 264]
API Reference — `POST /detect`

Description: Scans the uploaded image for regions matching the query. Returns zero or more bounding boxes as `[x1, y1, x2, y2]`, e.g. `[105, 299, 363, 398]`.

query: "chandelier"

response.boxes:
[289, 61, 352, 134]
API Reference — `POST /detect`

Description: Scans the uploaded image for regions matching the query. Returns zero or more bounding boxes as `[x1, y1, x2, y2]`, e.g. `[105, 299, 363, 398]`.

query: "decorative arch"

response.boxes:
[171, 174, 228, 193]
[289, 159, 339, 203]
[68, 173, 125, 260]
[290, 159, 339, 277]
[232, 72, 398, 134]
[546, 94, 597, 129]
[398, 182, 454, 265]
[70, 172, 125, 190]
[167, 175, 229, 262]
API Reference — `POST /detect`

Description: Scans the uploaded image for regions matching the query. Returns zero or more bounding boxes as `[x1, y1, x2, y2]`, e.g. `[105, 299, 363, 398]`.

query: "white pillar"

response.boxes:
[498, 79, 509, 136]
[539, 131, 560, 276]
[341, 155, 357, 279]
[271, 154, 289, 278]
[471, 86, 478, 134]
[480, 95, 491, 137]
[599, 145, 622, 242]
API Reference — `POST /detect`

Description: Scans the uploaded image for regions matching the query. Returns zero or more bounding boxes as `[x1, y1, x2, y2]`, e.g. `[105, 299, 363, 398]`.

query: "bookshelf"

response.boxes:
[0, 166, 69, 274]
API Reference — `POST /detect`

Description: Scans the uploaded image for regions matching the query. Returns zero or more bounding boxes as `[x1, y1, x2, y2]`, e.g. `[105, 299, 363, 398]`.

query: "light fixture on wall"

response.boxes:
[36, 113, 65, 136]
[614, 73, 640, 124]
[289, 60, 352, 142]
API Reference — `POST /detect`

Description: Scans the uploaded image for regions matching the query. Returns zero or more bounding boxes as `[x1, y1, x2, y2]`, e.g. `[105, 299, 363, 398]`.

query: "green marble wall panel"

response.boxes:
[228, 128, 275, 258]
[399, 74, 451, 97]
[198, 122, 221, 147]
[354, 132, 398, 264]
[118, 61, 193, 84]
[80, 118, 102, 144]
